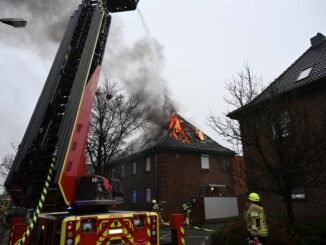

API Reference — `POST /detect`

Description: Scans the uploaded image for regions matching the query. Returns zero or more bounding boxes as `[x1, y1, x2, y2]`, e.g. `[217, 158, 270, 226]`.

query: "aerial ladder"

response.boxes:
[4, 0, 185, 244]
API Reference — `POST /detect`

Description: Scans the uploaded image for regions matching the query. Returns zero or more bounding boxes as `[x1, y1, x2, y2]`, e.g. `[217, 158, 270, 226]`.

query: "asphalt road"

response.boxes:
[159, 223, 225, 245]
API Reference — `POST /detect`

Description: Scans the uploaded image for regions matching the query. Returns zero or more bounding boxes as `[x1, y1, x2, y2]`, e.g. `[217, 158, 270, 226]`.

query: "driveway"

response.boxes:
[159, 223, 224, 245]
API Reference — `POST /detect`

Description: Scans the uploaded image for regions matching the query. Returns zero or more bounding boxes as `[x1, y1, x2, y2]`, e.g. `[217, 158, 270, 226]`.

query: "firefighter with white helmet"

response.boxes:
[152, 199, 164, 223]
[245, 192, 269, 244]
[182, 201, 192, 226]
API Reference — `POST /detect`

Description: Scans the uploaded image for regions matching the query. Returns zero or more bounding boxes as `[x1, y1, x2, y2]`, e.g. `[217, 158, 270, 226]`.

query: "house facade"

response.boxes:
[229, 33, 326, 219]
[108, 115, 237, 223]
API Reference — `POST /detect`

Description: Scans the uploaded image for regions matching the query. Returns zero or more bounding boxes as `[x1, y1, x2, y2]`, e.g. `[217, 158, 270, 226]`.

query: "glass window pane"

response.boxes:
[145, 157, 151, 172]
[145, 188, 151, 203]
[201, 155, 210, 169]
[132, 162, 136, 175]
[132, 190, 137, 203]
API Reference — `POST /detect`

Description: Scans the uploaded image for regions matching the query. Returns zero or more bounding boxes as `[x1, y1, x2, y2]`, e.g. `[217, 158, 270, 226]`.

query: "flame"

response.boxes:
[169, 113, 190, 143]
[196, 128, 205, 141]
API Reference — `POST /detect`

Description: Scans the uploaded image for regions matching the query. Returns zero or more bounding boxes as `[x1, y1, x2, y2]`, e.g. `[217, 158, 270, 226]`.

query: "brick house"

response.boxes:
[108, 114, 237, 222]
[228, 33, 326, 219]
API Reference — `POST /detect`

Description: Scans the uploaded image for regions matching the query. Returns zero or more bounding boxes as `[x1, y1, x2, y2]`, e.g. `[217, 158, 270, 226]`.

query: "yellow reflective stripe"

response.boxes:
[75, 220, 81, 244]
[75, 235, 80, 245]
[76, 221, 80, 232]
[181, 237, 185, 244]
[16, 156, 56, 245]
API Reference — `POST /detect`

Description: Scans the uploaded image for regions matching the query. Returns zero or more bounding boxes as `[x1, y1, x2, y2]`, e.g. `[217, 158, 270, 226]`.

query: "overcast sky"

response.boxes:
[1, 0, 326, 178]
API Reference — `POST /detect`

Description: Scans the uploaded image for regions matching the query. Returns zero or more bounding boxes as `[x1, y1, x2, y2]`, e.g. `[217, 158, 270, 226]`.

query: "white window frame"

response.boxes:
[145, 157, 151, 172]
[201, 155, 210, 170]
[121, 165, 125, 178]
[145, 188, 151, 203]
[297, 67, 312, 81]
[132, 162, 137, 175]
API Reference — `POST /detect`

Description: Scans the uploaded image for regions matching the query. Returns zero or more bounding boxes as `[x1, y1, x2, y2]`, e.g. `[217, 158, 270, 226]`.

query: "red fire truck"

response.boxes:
[4, 0, 183, 244]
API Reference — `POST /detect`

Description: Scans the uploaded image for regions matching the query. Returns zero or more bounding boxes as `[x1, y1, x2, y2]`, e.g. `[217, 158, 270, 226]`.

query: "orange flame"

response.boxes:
[196, 128, 205, 141]
[169, 113, 190, 143]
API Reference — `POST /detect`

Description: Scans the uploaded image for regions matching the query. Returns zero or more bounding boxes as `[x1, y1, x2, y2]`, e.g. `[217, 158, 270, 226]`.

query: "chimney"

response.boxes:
[310, 33, 326, 48]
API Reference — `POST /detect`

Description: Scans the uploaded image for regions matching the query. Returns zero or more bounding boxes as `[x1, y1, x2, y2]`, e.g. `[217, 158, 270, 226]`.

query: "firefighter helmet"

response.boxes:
[152, 199, 157, 204]
[248, 192, 260, 202]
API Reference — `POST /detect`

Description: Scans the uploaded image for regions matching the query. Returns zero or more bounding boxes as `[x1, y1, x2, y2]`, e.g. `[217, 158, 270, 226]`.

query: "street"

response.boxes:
[159, 223, 225, 245]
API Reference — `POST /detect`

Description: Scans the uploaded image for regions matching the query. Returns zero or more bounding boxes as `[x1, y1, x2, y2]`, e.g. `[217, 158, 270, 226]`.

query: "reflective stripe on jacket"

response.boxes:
[245, 203, 268, 237]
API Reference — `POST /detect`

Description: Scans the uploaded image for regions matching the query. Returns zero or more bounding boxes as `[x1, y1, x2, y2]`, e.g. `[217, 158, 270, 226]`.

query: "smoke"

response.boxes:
[104, 36, 176, 131]
[0, 0, 176, 133]
[0, 0, 80, 55]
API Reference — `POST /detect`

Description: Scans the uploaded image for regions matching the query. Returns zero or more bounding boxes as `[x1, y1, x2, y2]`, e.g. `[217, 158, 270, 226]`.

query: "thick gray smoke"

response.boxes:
[104, 36, 176, 130]
[0, 0, 80, 54]
[0, 0, 176, 133]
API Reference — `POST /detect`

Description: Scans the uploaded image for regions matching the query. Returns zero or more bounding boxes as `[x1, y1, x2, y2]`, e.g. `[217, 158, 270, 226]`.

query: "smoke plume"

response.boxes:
[0, 0, 81, 54]
[0, 0, 176, 132]
[104, 36, 176, 130]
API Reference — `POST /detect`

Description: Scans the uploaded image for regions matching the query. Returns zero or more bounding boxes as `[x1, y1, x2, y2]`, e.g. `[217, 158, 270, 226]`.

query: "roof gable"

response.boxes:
[115, 114, 234, 161]
[229, 33, 326, 117]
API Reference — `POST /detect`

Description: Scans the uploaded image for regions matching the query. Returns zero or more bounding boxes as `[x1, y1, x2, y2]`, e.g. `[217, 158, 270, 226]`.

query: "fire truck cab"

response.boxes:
[33, 211, 158, 245]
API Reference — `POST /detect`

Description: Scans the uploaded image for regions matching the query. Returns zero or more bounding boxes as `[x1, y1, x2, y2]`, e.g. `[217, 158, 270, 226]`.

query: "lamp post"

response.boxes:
[0, 18, 27, 28]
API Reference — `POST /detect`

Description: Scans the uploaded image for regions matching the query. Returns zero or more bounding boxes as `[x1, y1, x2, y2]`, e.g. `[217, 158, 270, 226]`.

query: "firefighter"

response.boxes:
[245, 192, 268, 244]
[152, 199, 164, 223]
[182, 201, 192, 226]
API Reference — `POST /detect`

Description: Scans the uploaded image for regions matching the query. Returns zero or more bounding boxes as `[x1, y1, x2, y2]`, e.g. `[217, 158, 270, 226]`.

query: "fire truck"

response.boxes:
[4, 0, 184, 244]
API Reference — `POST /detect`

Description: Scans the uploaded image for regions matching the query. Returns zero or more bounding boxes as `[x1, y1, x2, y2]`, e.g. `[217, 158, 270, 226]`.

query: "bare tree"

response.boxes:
[86, 81, 147, 176]
[209, 64, 326, 224]
[238, 94, 326, 224]
[0, 144, 17, 181]
[208, 63, 264, 153]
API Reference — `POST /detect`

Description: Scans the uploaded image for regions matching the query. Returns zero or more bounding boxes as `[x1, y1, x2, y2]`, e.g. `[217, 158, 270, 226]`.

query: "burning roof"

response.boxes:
[118, 114, 234, 160]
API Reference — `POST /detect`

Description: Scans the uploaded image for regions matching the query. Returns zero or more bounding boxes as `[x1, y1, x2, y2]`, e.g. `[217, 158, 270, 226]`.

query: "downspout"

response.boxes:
[155, 150, 158, 200]
[152, 147, 158, 200]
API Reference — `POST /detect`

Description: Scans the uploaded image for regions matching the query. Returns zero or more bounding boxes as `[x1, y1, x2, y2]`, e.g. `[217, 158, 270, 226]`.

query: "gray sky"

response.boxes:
[1, 0, 326, 178]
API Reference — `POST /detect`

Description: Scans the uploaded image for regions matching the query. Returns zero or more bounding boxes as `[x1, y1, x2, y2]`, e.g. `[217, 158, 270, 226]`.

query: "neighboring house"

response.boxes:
[108, 114, 238, 223]
[229, 33, 326, 219]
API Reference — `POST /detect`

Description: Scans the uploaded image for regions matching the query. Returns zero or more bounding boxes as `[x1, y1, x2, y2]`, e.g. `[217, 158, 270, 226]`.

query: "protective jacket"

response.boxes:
[152, 203, 161, 213]
[245, 203, 268, 237]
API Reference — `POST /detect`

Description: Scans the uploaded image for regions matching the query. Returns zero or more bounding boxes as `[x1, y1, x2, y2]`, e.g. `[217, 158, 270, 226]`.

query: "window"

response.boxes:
[81, 219, 96, 233]
[145, 188, 151, 203]
[222, 159, 229, 168]
[132, 190, 137, 203]
[201, 155, 210, 169]
[291, 187, 305, 200]
[111, 168, 115, 178]
[121, 165, 125, 178]
[132, 162, 137, 175]
[145, 157, 151, 172]
[296, 66, 312, 81]
[272, 111, 292, 139]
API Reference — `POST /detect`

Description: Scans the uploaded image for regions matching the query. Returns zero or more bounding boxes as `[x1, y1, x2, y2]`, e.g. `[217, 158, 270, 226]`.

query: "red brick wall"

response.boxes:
[109, 150, 235, 222]
[240, 82, 326, 219]
[158, 151, 233, 221]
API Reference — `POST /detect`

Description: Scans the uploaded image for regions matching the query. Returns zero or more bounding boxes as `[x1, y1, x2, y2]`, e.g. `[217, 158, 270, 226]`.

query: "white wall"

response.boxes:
[204, 197, 239, 219]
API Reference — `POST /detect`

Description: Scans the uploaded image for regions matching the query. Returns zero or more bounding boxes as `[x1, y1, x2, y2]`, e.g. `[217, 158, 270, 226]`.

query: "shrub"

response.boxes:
[210, 216, 297, 245]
